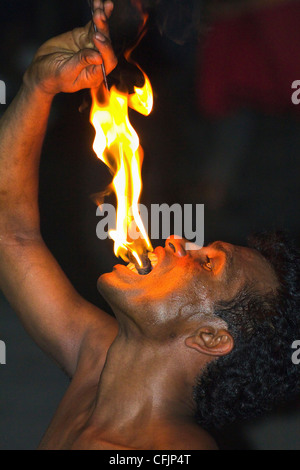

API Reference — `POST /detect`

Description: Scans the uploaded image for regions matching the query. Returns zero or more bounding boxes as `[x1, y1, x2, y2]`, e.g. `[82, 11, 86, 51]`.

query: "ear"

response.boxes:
[185, 326, 234, 357]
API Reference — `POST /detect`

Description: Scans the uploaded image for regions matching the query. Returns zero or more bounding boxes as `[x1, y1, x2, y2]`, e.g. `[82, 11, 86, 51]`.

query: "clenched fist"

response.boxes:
[24, 0, 117, 96]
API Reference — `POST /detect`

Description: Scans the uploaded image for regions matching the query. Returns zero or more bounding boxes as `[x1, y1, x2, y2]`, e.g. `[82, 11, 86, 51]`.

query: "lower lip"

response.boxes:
[113, 264, 128, 272]
[114, 264, 142, 276]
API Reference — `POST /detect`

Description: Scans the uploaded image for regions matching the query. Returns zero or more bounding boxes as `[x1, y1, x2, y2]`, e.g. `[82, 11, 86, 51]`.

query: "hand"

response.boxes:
[24, 1, 117, 96]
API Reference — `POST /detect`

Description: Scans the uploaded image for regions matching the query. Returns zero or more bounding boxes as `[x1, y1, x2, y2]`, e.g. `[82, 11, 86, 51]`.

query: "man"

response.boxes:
[0, 1, 299, 450]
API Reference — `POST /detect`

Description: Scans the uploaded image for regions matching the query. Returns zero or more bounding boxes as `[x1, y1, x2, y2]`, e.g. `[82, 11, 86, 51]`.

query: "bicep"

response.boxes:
[0, 235, 118, 376]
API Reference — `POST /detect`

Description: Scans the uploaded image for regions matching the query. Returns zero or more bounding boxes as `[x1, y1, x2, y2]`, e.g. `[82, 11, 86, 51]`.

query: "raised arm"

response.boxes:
[0, 1, 118, 377]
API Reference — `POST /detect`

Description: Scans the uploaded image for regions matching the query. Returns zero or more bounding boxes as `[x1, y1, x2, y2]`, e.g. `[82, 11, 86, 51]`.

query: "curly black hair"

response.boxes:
[194, 231, 300, 430]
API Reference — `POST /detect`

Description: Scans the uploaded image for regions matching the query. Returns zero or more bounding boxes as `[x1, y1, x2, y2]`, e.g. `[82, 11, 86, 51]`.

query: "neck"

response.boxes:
[89, 330, 201, 449]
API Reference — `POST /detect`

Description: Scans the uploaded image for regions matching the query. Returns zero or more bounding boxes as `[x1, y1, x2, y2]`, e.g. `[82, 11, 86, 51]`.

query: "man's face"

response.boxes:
[98, 237, 279, 338]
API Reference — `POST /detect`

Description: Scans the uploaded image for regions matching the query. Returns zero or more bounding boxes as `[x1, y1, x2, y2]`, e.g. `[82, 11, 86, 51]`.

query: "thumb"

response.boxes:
[93, 33, 118, 75]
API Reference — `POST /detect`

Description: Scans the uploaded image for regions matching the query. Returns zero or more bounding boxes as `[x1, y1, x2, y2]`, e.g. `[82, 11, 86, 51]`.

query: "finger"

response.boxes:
[93, 33, 118, 75]
[104, 1, 114, 18]
[94, 1, 114, 18]
[69, 48, 105, 90]
[93, 8, 110, 37]
[73, 23, 95, 50]
[72, 48, 103, 72]
[79, 64, 105, 89]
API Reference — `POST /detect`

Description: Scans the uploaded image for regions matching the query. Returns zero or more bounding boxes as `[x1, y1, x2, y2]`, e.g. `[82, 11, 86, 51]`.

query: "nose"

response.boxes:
[165, 236, 187, 257]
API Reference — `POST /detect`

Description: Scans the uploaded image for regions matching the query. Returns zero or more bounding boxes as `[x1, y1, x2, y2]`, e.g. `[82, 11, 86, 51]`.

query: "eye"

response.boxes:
[202, 256, 213, 272]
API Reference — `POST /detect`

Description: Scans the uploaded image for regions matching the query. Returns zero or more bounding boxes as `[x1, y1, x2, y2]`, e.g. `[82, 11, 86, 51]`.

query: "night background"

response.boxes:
[0, 0, 299, 449]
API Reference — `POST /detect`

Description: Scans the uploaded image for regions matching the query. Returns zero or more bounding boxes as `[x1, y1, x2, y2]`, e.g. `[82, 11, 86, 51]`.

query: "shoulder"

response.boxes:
[73, 306, 118, 379]
[178, 426, 218, 450]
[158, 422, 218, 450]
[189, 427, 218, 450]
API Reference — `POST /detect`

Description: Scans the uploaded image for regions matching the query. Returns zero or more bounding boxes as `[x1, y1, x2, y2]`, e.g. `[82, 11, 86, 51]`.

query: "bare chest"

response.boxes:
[37, 379, 101, 450]
[37, 375, 139, 450]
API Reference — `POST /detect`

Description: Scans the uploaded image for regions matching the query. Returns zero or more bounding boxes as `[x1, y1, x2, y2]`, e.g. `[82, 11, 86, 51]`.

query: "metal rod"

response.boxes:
[87, 0, 109, 90]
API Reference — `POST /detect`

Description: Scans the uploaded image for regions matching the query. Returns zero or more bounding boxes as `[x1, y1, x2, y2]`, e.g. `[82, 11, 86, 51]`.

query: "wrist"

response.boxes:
[21, 83, 55, 108]
[23, 68, 57, 104]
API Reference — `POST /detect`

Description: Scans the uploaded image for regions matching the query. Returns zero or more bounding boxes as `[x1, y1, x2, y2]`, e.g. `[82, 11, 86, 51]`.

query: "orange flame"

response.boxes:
[90, 69, 153, 266]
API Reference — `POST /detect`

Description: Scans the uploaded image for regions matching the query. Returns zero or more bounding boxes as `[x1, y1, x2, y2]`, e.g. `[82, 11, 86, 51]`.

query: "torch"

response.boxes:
[89, 66, 154, 277]
[127, 249, 152, 275]
[88, 0, 154, 276]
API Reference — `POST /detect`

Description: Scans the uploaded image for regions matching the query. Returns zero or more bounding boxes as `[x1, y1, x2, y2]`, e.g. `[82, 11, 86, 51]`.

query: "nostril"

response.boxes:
[166, 236, 187, 257]
[168, 242, 176, 253]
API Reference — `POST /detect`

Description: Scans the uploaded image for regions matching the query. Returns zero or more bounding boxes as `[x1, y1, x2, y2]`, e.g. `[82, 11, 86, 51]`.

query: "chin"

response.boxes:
[97, 271, 116, 299]
[97, 270, 134, 316]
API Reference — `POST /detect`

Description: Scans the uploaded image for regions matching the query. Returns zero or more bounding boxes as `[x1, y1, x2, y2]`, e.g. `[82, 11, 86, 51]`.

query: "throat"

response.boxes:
[89, 335, 196, 448]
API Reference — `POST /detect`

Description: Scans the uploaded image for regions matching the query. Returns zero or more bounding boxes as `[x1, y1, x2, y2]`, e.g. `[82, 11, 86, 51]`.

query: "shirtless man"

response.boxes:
[0, 1, 299, 450]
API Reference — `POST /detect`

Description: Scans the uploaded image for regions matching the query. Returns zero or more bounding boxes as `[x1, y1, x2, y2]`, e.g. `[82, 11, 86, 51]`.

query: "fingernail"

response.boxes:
[95, 32, 106, 42]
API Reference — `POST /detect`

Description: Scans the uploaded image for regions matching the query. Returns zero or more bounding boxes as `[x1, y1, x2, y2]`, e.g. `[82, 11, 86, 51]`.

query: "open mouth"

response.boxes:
[127, 252, 158, 275]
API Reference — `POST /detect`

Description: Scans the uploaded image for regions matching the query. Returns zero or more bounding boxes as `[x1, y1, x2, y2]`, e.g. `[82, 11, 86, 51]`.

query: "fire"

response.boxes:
[90, 69, 153, 267]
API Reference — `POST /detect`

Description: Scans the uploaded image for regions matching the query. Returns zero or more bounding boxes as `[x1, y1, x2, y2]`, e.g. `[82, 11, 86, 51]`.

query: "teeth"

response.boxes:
[126, 252, 158, 273]
[148, 252, 158, 268]
[127, 262, 139, 274]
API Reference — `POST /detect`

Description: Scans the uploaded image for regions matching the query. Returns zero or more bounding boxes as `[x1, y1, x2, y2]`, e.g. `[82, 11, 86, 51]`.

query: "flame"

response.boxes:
[90, 69, 153, 266]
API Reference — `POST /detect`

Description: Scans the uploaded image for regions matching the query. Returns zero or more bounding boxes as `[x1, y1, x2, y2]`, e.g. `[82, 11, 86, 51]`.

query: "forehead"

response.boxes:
[207, 241, 279, 294]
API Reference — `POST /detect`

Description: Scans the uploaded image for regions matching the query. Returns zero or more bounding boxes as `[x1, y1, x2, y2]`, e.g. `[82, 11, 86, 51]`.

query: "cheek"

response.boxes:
[135, 276, 206, 322]
[98, 263, 215, 324]
[171, 271, 216, 319]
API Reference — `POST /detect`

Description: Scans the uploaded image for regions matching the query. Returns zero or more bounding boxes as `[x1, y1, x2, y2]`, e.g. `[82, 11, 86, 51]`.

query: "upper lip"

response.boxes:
[150, 246, 166, 273]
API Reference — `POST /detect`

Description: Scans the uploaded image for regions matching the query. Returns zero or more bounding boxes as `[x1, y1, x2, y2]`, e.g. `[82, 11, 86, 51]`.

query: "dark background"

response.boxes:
[0, 0, 299, 449]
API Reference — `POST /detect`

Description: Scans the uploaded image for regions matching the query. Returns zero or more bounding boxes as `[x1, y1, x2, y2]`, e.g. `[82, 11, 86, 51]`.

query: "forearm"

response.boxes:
[0, 84, 53, 236]
[0, 1, 117, 239]
[0, 2, 118, 376]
